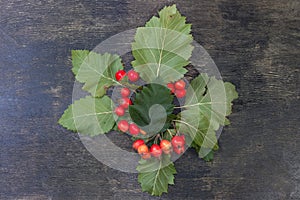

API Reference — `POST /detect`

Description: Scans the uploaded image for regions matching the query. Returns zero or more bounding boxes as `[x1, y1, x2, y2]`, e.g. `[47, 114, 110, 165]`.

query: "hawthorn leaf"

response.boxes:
[131, 5, 193, 84]
[129, 83, 174, 135]
[74, 51, 123, 97]
[191, 142, 215, 161]
[184, 73, 238, 129]
[175, 73, 238, 158]
[58, 95, 115, 136]
[137, 155, 176, 196]
[71, 50, 90, 75]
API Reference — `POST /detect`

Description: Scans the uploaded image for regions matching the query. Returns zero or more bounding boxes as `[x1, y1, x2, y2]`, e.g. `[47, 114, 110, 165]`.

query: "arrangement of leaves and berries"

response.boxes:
[58, 4, 238, 196]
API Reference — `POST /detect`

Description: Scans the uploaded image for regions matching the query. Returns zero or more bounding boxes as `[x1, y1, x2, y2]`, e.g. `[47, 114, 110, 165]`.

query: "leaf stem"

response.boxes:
[175, 102, 216, 109]
[154, 134, 161, 144]
[173, 119, 198, 131]
[144, 134, 158, 144]
[167, 129, 174, 138]
[172, 121, 177, 132]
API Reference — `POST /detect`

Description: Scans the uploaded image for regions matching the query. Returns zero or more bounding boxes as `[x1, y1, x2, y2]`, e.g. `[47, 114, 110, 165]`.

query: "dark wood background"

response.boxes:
[1, 0, 299, 199]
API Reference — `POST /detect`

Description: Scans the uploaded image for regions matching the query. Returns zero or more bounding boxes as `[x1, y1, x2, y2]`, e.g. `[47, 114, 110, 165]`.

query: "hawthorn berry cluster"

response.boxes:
[114, 69, 188, 160]
[114, 69, 139, 118]
[115, 69, 139, 82]
[114, 88, 132, 117]
[114, 69, 145, 136]
[167, 80, 187, 98]
[132, 135, 186, 160]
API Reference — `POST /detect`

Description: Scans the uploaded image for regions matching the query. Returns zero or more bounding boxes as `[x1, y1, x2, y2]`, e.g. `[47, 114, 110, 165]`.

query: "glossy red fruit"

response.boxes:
[120, 97, 132, 109]
[138, 144, 151, 159]
[121, 87, 130, 97]
[114, 106, 125, 116]
[167, 83, 175, 93]
[129, 123, 140, 135]
[117, 120, 129, 132]
[160, 140, 172, 154]
[132, 139, 144, 150]
[150, 144, 162, 158]
[171, 135, 185, 154]
[142, 152, 151, 159]
[173, 145, 185, 154]
[174, 80, 186, 90]
[127, 70, 139, 82]
[175, 89, 186, 98]
[171, 135, 185, 147]
[115, 70, 126, 81]
[180, 135, 185, 142]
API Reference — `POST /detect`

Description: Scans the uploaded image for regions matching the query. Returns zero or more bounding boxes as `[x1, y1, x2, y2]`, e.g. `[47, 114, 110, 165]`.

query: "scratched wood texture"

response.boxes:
[0, 0, 299, 199]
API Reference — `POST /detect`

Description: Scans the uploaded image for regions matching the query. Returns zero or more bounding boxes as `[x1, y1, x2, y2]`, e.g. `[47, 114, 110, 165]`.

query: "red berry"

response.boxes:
[171, 135, 185, 154]
[138, 144, 148, 154]
[150, 144, 162, 158]
[114, 106, 125, 116]
[129, 123, 140, 135]
[115, 70, 126, 81]
[174, 80, 186, 90]
[160, 140, 172, 154]
[117, 120, 129, 132]
[127, 70, 139, 82]
[142, 152, 151, 159]
[121, 88, 130, 97]
[167, 83, 175, 93]
[120, 97, 132, 109]
[173, 146, 185, 154]
[171, 135, 185, 147]
[175, 89, 186, 98]
[180, 135, 185, 142]
[138, 144, 151, 159]
[132, 139, 144, 150]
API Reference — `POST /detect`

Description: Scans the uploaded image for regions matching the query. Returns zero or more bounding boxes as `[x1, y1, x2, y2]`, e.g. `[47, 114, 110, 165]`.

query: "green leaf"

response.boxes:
[58, 96, 115, 136]
[191, 142, 215, 161]
[176, 110, 218, 149]
[202, 150, 215, 162]
[137, 155, 176, 196]
[131, 5, 193, 84]
[74, 51, 123, 97]
[71, 50, 90, 75]
[185, 73, 238, 129]
[175, 73, 238, 158]
[129, 84, 174, 135]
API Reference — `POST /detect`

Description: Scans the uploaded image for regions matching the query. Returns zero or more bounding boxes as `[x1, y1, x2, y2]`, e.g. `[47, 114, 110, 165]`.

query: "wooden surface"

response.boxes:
[1, 0, 299, 199]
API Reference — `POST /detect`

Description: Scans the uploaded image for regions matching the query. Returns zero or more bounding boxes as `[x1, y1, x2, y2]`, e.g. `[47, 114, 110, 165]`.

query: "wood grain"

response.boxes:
[0, 0, 299, 199]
